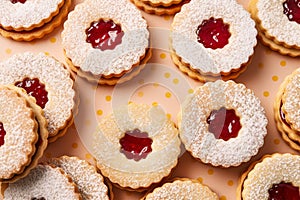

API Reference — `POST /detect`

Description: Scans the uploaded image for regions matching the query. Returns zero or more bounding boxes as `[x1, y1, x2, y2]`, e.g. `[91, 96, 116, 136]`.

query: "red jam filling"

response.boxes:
[207, 107, 241, 141]
[283, 0, 300, 24]
[268, 182, 300, 200]
[279, 102, 291, 127]
[15, 78, 48, 109]
[86, 19, 124, 51]
[119, 129, 153, 161]
[31, 198, 46, 200]
[0, 122, 6, 146]
[196, 17, 231, 49]
[11, 0, 26, 3]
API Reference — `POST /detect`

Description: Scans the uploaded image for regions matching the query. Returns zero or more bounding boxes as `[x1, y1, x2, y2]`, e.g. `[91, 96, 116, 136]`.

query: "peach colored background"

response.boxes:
[0, 0, 299, 199]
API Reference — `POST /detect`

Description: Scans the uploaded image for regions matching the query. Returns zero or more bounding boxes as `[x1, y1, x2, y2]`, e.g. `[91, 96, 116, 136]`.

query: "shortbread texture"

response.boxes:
[3, 165, 81, 200]
[49, 156, 109, 200]
[93, 103, 181, 188]
[0, 0, 63, 30]
[282, 68, 300, 132]
[0, 86, 37, 180]
[179, 80, 268, 167]
[62, 0, 149, 76]
[171, 0, 257, 74]
[144, 179, 218, 200]
[256, 0, 300, 47]
[242, 154, 300, 200]
[0, 52, 75, 137]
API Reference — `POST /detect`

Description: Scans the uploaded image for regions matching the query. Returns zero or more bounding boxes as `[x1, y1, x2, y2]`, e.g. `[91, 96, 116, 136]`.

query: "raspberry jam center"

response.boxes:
[15, 78, 48, 109]
[196, 17, 231, 49]
[31, 198, 46, 200]
[283, 0, 300, 24]
[207, 107, 241, 141]
[11, 0, 26, 3]
[0, 122, 6, 147]
[119, 129, 153, 161]
[268, 182, 300, 200]
[279, 102, 291, 128]
[86, 19, 124, 51]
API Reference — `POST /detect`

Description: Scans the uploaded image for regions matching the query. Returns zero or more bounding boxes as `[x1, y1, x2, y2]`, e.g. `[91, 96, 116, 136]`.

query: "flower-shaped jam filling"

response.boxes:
[207, 107, 241, 141]
[196, 17, 231, 49]
[268, 182, 300, 200]
[15, 78, 48, 109]
[283, 0, 300, 24]
[11, 0, 26, 3]
[0, 122, 6, 147]
[119, 129, 153, 161]
[86, 19, 124, 51]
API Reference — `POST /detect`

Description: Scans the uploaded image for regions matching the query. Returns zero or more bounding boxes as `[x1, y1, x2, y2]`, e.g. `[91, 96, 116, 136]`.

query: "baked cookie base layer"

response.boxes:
[0, 0, 71, 41]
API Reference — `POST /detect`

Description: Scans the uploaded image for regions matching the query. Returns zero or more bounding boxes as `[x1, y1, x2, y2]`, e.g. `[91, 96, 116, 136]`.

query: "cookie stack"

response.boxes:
[0, 0, 71, 41]
[1, 156, 110, 200]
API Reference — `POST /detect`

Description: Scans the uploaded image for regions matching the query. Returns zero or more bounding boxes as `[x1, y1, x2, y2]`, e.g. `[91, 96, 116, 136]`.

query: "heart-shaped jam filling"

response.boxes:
[207, 107, 241, 141]
[268, 182, 300, 200]
[283, 0, 300, 24]
[11, 0, 26, 3]
[15, 78, 48, 109]
[119, 129, 153, 161]
[0, 122, 6, 147]
[196, 17, 231, 49]
[86, 19, 124, 51]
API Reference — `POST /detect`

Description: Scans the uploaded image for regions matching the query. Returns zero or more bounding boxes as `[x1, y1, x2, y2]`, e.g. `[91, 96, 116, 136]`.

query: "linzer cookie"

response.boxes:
[0, 52, 77, 143]
[62, 0, 151, 85]
[143, 178, 218, 200]
[1, 164, 82, 199]
[48, 156, 110, 200]
[238, 153, 300, 200]
[249, 0, 300, 56]
[130, 0, 190, 16]
[170, 0, 257, 82]
[179, 80, 268, 167]
[93, 103, 181, 190]
[0, 85, 48, 183]
[274, 68, 300, 151]
[0, 0, 71, 41]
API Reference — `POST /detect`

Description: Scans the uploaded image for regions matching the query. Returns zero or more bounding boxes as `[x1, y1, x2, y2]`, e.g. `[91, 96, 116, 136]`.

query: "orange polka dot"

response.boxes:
[50, 37, 57, 43]
[160, 53, 167, 59]
[274, 138, 281, 145]
[166, 113, 172, 120]
[280, 60, 287, 67]
[153, 82, 160, 87]
[165, 92, 172, 98]
[220, 195, 227, 200]
[97, 109, 103, 116]
[227, 180, 234, 186]
[258, 62, 264, 69]
[197, 177, 203, 183]
[263, 91, 270, 97]
[164, 72, 171, 78]
[44, 52, 50, 56]
[173, 78, 179, 84]
[272, 75, 279, 82]
[208, 169, 214, 175]
[105, 96, 112, 101]
[163, 15, 170, 21]
[72, 143, 78, 149]
[5, 48, 12, 54]
[85, 153, 92, 159]
[152, 102, 158, 107]
[138, 91, 144, 97]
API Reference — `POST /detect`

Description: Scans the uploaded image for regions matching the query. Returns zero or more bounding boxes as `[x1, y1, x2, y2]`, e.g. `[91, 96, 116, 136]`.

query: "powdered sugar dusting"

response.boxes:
[257, 0, 300, 47]
[242, 154, 300, 200]
[0, 0, 63, 30]
[93, 103, 181, 188]
[282, 68, 300, 132]
[0, 52, 75, 137]
[171, 0, 257, 74]
[0, 86, 37, 180]
[179, 80, 268, 167]
[62, 0, 149, 76]
[49, 156, 109, 200]
[4, 165, 81, 199]
[145, 179, 218, 200]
